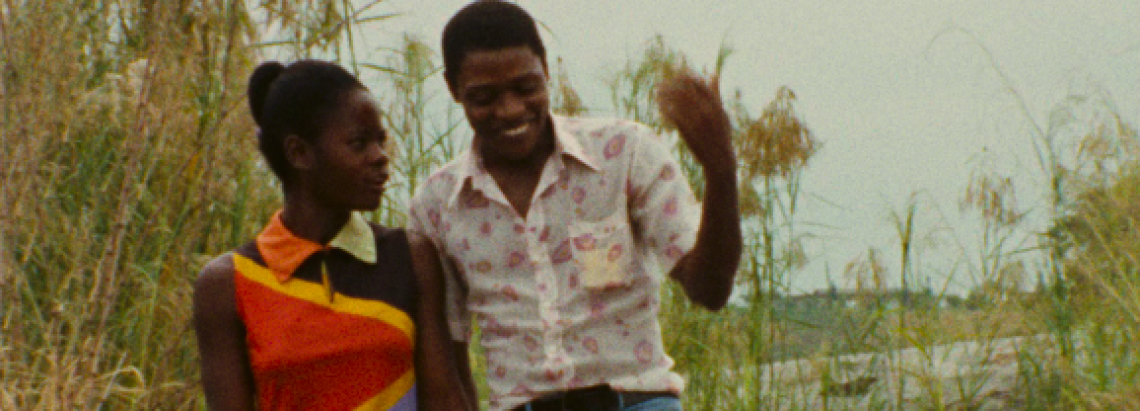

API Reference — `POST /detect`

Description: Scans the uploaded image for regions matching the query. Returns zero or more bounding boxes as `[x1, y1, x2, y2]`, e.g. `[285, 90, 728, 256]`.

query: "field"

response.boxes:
[3, 1, 1140, 409]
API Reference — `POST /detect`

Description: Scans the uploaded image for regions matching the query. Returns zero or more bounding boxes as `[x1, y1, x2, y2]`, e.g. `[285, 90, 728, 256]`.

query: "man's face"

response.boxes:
[451, 46, 551, 167]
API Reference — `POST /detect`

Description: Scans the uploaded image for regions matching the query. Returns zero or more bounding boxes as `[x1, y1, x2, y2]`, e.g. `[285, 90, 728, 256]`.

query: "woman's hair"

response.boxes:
[247, 60, 365, 180]
[441, 0, 546, 87]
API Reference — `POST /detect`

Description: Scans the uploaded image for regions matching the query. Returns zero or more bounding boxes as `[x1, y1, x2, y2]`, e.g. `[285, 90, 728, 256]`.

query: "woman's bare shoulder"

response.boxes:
[405, 231, 445, 285]
[197, 252, 236, 286]
[194, 252, 238, 309]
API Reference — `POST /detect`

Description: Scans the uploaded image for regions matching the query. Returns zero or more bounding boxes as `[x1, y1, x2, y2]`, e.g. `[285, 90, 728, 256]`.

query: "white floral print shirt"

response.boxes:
[408, 115, 700, 410]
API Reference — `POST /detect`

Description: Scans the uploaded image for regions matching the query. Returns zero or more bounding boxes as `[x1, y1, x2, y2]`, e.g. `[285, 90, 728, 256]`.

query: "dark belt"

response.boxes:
[513, 385, 677, 411]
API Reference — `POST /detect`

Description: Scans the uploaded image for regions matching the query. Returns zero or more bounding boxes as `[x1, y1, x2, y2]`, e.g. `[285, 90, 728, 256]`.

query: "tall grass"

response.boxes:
[0, 0, 384, 408]
[3, 1, 259, 407]
[369, 33, 463, 227]
[608, 34, 1140, 410]
[4, 2, 1140, 410]
[1021, 88, 1140, 409]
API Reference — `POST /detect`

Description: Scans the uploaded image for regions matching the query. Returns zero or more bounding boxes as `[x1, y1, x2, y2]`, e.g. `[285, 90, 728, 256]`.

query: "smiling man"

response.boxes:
[407, 1, 742, 410]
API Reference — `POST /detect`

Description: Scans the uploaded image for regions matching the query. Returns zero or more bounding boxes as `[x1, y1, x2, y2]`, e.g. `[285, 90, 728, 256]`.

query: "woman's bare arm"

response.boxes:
[409, 233, 477, 410]
[192, 253, 257, 411]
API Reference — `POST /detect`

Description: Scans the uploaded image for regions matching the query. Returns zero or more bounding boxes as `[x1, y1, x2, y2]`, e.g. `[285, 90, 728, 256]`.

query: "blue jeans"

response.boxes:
[622, 397, 683, 411]
[518, 396, 683, 411]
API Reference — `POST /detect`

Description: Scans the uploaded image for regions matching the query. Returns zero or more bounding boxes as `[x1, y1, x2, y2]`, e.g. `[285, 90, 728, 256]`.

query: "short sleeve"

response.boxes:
[626, 125, 700, 277]
[409, 191, 472, 342]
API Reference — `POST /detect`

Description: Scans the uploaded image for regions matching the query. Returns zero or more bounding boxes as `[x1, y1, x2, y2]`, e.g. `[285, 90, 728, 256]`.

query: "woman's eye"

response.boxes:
[350, 137, 368, 150]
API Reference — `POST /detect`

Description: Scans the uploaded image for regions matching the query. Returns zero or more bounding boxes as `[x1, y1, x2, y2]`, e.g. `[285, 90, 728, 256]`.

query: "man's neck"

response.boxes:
[478, 126, 555, 218]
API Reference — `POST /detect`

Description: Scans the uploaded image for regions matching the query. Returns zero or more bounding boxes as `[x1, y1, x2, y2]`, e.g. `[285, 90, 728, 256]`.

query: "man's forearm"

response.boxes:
[672, 167, 742, 310]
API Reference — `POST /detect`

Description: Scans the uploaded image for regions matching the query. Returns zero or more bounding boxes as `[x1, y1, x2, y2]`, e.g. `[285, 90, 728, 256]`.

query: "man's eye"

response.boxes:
[467, 92, 495, 106]
[517, 82, 543, 95]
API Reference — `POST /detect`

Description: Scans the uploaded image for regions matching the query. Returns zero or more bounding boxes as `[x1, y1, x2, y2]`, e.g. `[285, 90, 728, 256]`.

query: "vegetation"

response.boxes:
[3, 1, 1139, 409]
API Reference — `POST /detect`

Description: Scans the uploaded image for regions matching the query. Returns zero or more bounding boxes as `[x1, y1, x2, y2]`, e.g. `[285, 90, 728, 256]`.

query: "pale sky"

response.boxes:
[323, 0, 1140, 295]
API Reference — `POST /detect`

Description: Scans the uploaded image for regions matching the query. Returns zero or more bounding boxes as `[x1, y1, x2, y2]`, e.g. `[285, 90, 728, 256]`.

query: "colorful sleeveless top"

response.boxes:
[232, 211, 418, 410]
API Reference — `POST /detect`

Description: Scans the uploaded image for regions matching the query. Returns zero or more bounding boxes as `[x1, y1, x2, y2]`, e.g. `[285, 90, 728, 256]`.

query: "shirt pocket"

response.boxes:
[568, 210, 635, 289]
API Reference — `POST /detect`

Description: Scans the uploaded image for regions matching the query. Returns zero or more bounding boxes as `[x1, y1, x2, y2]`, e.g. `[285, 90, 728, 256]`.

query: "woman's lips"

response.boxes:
[366, 173, 388, 191]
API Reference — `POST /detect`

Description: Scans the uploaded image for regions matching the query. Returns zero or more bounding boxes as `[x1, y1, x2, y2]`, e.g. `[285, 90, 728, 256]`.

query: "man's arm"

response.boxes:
[657, 72, 742, 311]
[192, 253, 257, 411]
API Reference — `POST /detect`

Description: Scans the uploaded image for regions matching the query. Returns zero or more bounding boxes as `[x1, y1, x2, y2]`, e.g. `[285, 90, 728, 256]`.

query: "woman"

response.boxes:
[193, 60, 472, 410]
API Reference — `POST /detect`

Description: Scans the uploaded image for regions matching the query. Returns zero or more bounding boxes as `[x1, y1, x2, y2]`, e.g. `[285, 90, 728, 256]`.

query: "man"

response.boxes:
[408, 1, 742, 410]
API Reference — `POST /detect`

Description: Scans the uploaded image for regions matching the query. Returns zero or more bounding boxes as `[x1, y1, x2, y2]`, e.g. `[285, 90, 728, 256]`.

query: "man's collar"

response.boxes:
[444, 151, 483, 207]
[255, 211, 377, 282]
[446, 114, 599, 207]
[555, 114, 598, 171]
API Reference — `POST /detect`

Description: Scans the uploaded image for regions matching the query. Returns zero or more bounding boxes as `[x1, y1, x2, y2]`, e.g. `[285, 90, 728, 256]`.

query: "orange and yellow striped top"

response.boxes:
[232, 211, 418, 410]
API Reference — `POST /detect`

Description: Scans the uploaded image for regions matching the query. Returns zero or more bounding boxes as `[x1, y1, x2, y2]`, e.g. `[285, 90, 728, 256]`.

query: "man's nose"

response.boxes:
[495, 92, 526, 119]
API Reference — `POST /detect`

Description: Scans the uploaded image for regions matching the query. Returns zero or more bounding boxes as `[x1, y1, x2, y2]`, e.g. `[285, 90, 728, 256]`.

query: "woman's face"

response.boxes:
[307, 88, 390, 211]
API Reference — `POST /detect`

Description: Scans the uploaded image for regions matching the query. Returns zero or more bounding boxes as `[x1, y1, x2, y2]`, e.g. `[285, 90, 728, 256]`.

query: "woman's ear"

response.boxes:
[284, 134, 315, 171]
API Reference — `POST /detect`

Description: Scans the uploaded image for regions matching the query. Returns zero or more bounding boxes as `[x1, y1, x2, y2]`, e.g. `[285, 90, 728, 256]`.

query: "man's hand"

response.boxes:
[656, 71, 735, 175]
[656, 71, 742, 311]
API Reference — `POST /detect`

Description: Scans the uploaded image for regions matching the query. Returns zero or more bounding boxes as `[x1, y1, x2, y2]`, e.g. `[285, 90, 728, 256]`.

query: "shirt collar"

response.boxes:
[255, 210, 377, 282]
[446, 114, 599, 207]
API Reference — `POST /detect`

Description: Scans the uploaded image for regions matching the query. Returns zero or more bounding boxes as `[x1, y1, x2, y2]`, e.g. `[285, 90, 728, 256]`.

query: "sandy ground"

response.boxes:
[752, 335, 1050, 410]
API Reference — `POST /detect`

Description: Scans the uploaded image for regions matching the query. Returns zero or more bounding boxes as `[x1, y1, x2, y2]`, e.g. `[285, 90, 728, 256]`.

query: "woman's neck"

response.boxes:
[280, 190, 350, 245]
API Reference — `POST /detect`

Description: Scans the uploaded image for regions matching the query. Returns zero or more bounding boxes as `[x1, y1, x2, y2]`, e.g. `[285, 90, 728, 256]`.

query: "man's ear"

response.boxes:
[284, 134, 315, 171]
[444, 71, 460, 101]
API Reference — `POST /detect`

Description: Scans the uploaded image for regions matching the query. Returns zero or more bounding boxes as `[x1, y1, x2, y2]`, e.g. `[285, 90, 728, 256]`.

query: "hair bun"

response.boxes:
[247, 61, 286, 126]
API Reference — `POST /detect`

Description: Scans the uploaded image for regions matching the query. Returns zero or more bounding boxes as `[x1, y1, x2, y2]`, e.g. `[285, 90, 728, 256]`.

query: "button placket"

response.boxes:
[529, 203, 574, 386]
[529, 205, 558, 326]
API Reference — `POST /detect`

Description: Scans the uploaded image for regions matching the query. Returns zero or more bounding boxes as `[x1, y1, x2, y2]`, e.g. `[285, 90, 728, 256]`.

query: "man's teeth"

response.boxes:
[504, 124, 528, 136]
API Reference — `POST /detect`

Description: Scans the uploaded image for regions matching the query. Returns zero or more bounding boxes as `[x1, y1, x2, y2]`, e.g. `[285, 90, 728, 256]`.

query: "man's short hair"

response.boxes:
[442, 0, 546, 86]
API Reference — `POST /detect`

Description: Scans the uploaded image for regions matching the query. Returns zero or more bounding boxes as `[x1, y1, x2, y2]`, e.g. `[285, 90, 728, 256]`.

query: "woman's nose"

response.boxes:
[368, 141, 389, 165]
